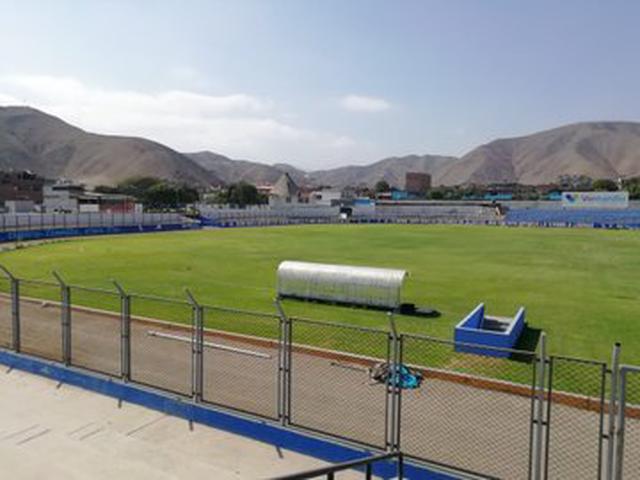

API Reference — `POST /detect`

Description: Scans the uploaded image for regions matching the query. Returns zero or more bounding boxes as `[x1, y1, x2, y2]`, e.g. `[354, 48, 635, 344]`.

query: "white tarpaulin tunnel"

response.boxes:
[276, 261, 408, 309]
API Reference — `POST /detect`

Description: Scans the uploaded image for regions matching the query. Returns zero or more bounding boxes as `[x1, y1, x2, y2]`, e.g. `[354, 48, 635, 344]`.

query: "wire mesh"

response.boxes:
[18, 279, 62, 362]
[399, 334, 536, 480]
[0, 277, 11, 348]
[289, 317, 390, 448]
[620, 368, 640, 478]
[129, 294, 193, 396]
[68, 286, 121, 377]
[201, 306, 280, 419]
[544, 357, 606, 480]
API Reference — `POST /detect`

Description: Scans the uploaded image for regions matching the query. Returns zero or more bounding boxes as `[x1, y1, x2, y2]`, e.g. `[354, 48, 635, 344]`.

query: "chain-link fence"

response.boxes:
[0, 277, 12, 349]
[616, 366, 640, 479]
[129, 294, 193, 396]
[18, 279, 63, 362]
[544, 356, 606, 479]
[69, 286, 122, 377]
[399, 334, 536, 479]
[2, 270, 640, 479]
[201, 305, 281, 419]
[288, 317, 391, 448]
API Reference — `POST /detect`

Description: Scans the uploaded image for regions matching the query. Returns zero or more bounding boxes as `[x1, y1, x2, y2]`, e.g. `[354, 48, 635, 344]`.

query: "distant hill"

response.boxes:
[1, 106, 639, 188]
[0, 106, 221, 186]
[187, 151, 306, 185]
[307, 154, 455, 189]
[438, 122, 640, 185]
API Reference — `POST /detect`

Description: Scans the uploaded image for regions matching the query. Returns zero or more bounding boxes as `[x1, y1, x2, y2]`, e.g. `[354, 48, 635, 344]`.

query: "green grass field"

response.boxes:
[1, 225, 638, 366]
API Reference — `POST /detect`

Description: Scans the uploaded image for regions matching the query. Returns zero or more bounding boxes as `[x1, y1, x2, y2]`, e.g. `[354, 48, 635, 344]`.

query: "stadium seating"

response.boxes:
[505, 208, 640, 229]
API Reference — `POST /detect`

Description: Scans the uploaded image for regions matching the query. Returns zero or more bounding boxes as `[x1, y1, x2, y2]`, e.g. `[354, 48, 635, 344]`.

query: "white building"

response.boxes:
[308, 190, 342, 206]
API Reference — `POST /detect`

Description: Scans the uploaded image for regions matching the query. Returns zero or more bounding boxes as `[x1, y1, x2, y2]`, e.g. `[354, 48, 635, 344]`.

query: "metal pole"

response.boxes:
[532, 332, 547, 480]
[113, 281, 131, 381]
[53, 271, 71, 365]
[614, 367, 628, 480]
[606, 342, 621, 480]
[186, 289, 203, 403]
[0, 265, 20, 352]
[274, 297, 290, 425]
[387, 312, 401, 452]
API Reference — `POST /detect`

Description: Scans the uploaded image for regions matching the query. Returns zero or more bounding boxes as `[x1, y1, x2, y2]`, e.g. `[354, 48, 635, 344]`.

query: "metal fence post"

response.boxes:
[53, 271, 71, 365]
[606, 343, 621, 480]
[113, 281, 131, 381]
[0, 265, 20, 352]
[274, 297, 290, 425]
[186, 289, 203, 403]
[386, 312, 401, 452]
[613, 367, 628, 480]
[532, 332, 547, 480]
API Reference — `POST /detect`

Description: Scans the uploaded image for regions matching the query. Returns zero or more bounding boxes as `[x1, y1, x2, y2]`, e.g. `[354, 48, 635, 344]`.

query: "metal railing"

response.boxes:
[0, 266, 636, 479]
[268, 451, 403, 480]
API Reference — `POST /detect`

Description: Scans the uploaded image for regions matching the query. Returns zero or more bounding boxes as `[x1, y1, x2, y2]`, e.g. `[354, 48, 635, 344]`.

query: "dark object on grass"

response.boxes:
[369, 362, 423, 389]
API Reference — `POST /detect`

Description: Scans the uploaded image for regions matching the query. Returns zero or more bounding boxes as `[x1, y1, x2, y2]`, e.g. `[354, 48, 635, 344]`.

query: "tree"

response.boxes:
[217, 182, 267, 207]
[374, 180, 390, 193]
[622, 177, 640, 200]
[115, 176, 200, 208]
[592, 178, 618, 192]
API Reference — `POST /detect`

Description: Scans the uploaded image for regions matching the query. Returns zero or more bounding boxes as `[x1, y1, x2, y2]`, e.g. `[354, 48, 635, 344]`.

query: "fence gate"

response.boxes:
[544, 356, 607, 479]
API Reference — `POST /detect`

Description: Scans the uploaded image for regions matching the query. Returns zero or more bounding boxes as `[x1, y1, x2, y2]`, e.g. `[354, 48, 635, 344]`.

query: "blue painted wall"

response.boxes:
[454, 305, 526, 358]
[0, 223, 195, 243]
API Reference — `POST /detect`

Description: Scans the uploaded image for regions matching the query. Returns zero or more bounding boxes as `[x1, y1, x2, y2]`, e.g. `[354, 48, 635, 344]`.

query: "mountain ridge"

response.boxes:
[1, 105, 640, 188]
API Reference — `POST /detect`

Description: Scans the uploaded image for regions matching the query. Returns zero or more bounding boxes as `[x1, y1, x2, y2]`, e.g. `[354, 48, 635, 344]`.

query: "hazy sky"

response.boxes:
[1, 0, 639, 169]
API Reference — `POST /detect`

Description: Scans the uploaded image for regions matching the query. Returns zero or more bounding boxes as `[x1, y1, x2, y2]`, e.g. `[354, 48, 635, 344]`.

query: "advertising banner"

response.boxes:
[561, 191, 629, 209]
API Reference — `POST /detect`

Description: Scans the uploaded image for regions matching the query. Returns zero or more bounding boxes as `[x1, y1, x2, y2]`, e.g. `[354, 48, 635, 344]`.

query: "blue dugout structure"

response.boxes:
[454, 303, 526, 357]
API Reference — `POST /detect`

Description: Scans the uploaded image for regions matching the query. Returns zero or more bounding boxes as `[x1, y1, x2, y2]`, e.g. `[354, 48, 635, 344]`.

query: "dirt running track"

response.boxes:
[0, 297, 636, 479]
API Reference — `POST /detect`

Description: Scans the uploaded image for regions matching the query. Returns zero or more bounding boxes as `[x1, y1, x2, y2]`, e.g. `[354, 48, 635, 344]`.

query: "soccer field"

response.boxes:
[1, 224, 638, 364]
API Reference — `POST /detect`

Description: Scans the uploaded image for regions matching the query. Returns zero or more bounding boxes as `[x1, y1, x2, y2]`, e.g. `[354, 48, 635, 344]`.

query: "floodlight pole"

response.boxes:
[53, 271, 71, 366]
[274, 296, 291, 425]
[186, 289, 204, 403]
[113, 280, 131, 382]
[0, 265, 20, 352]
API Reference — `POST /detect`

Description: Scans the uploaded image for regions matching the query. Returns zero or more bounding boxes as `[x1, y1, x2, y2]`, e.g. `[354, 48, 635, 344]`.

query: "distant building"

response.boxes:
[5, 200, 36, 214]
[0, 170, 45, 205]
[308, 190, 342, 206]
[405, 172, 431, 196]
[269, 173, 300, 207]
[43, 182, 135, 213]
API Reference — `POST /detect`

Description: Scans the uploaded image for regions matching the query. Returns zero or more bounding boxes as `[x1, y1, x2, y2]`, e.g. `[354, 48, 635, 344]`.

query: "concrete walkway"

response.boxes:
[0, 368, 354, 479]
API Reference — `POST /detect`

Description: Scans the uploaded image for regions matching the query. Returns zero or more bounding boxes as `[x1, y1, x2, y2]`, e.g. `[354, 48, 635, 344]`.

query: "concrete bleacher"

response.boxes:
[0, 369, 351, 480]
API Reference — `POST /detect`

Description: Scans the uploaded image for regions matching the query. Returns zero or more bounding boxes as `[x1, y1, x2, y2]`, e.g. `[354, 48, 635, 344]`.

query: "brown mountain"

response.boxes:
[2, 106, 639, 189]
[0, 106, 221, 187]
[438, 122, 640, 185]
[187, 151, 306, 186]
[307, 154, 455, 189]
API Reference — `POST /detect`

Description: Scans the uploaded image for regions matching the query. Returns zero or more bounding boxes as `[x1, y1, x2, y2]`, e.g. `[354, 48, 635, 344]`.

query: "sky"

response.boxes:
[1, 0, 639, 170]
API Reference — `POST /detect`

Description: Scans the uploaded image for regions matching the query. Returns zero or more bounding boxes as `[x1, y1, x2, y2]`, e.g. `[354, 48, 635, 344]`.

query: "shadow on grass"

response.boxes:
[510, 324, 542, 363]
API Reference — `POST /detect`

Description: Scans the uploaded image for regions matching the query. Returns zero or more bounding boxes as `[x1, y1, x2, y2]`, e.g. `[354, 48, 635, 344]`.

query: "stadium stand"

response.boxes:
[504, 208, 640, 229]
